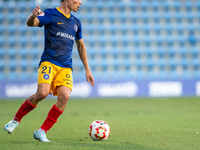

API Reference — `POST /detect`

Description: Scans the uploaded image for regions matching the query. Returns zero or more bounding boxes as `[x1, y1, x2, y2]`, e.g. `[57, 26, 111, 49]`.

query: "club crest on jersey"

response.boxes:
[74, 24, 78, 32]
[38, 12, 45, 16]
[43, 74, 49, 80]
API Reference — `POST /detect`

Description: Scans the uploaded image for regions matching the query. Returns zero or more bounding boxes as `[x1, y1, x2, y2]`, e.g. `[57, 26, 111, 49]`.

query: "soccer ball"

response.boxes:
[88, 120, 110, 141]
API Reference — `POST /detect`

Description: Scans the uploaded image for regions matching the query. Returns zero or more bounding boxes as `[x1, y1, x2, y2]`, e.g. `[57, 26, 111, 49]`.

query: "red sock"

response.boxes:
[40, 104, 63, 133]
[14, 100, 36, 122]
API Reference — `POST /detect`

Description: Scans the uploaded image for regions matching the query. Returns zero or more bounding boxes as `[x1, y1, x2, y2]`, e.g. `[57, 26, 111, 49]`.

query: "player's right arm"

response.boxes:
[27, 6, 42, 27]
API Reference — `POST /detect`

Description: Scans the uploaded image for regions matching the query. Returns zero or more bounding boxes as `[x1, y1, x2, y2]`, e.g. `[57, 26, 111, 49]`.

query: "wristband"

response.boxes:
[31, 13, 36, 17]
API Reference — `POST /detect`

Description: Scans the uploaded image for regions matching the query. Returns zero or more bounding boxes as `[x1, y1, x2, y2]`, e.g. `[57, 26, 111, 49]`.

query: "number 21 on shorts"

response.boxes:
[42, 66, 51, 80]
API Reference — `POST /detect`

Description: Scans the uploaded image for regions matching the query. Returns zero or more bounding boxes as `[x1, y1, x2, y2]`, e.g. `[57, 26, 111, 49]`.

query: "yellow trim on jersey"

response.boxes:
[56, 7, 70, 18]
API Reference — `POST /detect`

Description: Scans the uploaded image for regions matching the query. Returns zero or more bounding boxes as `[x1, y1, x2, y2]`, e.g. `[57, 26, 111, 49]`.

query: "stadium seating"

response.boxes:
[0, 0, 200, 81]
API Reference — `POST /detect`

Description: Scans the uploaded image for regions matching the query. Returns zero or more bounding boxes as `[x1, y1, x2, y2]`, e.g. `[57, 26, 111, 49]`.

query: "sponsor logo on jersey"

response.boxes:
[58, 22, 64, 25]
[56, 31, 75, 41]
[43, 74, 49, 80]
[74, 24, 78, 32]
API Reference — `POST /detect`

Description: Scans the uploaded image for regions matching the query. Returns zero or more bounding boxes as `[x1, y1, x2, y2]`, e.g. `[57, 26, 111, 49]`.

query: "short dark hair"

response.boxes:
[61, 0, 64, 2]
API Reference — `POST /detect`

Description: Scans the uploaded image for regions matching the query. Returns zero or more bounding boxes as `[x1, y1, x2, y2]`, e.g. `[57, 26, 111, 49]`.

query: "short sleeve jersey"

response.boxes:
[37, 7, 82, 68]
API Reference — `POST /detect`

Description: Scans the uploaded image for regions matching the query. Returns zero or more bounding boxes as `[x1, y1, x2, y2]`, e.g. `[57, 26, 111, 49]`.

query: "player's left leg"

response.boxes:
[40, 86, 71, 132]
[34, 86, 71, 142]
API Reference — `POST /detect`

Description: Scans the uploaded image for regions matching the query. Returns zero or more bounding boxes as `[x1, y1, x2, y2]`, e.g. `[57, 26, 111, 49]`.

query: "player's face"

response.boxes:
[69, 0, 82, 12]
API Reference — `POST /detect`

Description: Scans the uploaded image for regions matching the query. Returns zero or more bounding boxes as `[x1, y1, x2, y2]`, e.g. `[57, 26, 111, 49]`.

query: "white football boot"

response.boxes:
[33, 129, 51, 142]
[4, 119, 20, 134]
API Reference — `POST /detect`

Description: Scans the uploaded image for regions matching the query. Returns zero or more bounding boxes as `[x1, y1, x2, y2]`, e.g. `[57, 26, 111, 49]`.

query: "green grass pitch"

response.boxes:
[0, 97, 200, 150]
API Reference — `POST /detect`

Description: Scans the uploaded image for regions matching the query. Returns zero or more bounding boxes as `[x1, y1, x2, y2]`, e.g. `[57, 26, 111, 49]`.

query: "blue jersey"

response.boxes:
[37, 7, 82, 68]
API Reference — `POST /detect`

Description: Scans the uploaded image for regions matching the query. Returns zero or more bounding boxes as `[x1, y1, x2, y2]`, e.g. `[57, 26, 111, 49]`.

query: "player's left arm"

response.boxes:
[76, 39, 95, 86]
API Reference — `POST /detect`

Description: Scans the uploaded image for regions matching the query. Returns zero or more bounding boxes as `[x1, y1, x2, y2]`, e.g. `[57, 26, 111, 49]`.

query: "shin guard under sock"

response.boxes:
[40, 104, 63, 133]
[14, 100, 36, 122]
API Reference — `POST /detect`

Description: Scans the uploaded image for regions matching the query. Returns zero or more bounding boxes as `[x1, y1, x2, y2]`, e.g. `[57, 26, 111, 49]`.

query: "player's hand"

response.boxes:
[86, 69, 95, 87]
[32, 6, 42, 17]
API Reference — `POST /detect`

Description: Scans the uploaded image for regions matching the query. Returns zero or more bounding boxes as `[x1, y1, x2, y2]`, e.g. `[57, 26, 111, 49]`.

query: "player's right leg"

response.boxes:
[4, 119, 20, 134]
[4, 83, 51, 134]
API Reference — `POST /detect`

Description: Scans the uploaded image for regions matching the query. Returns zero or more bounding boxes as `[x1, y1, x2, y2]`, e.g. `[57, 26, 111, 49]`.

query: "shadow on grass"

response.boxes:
[1, 140, 163, 150]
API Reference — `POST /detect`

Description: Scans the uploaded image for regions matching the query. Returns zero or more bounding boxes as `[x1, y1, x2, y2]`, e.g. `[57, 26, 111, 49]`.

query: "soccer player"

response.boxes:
[4, 0, 94, 142]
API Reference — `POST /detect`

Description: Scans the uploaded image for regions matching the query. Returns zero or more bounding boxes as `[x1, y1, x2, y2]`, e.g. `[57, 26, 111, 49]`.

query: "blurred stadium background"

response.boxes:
[0, 0, 200, 98]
